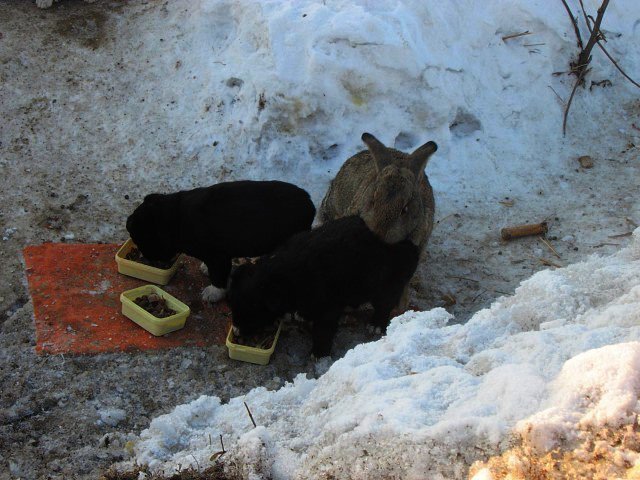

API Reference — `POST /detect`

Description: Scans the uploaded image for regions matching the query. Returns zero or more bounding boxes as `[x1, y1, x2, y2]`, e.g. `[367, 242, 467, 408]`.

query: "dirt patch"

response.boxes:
[54, 7, 109, 50]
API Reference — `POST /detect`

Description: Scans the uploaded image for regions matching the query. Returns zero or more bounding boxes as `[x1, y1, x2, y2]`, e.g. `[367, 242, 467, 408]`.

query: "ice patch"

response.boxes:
[99, 408, 127, 427]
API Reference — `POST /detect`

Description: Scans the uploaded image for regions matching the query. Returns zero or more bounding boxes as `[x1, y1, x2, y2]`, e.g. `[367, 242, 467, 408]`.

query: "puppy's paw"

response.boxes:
[202, 285, 226, 303]
[199, 262, 209, 276]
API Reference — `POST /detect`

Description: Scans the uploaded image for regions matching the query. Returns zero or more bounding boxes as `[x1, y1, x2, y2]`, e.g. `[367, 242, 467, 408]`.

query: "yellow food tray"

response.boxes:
[226, 321, 283, 365]
[120, 284, 190, 336]
[115, 238, 181, 285]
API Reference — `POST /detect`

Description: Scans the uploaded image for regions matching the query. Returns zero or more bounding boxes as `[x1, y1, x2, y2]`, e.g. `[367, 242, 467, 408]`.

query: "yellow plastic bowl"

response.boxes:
[226, 322, 282, 365]
[115, 238, 182, 285]
[120, 284, 190, 336]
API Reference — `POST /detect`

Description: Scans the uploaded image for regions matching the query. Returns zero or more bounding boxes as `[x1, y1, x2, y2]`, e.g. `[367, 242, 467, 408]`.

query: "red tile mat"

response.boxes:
[23, 243, 230, 355]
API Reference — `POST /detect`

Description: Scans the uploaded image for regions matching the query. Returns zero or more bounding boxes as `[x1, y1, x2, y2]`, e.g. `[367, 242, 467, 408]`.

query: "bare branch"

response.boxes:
[560, 0, 584, 49]
[563, 67, 590, 136]
[577, 0, 640, 88]
[574, 0, 609, 75]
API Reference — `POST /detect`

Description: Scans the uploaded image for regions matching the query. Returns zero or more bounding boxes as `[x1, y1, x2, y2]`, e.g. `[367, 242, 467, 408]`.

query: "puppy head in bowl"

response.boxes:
[126, 194, 176, 261]
[228, 263, 281, 337]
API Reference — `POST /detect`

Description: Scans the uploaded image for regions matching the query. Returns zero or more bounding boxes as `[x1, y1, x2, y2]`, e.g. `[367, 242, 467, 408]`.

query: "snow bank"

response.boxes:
[112, 0, 639, 204]
[119, 1, 640, 477]
[131, 229, 640, 478]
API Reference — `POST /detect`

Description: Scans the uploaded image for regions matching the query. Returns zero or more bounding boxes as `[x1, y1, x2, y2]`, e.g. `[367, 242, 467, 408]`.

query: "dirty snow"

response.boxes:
[132, 229, 640, 478]
[1, 0, 640, 478]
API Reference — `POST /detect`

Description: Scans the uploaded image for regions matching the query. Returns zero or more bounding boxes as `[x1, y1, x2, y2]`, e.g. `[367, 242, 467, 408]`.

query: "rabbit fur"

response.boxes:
[319, 133, 437, 251]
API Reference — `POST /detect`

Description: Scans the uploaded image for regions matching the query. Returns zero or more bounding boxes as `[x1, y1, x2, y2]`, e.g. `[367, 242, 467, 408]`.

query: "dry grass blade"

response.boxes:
[608, 231, 634, 238]
[548, 85, 566, 104]
[502, 30, 532, 41]
[538, 236, 561, 258]
[538, 257, 563, 268]
[447, 275, 480, 283]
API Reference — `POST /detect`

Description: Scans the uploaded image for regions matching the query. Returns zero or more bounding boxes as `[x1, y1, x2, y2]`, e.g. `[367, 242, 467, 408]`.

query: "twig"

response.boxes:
[560, 0, 584, 50]
[502, 31, 532, 41]
[574, 0, 609, 77]
[191, 455, 200, 470]
[563, 66, 590, 135]
[244, 401, 257, 428]
[524, 43, 546, 47]
[538, 236, 561, 258]
[599, 48, 640, 88]
[548, 85, 566, 104]
[472, 290, 486, 302]
[209, 435, 227, 462]
[578, 0, 640, 89]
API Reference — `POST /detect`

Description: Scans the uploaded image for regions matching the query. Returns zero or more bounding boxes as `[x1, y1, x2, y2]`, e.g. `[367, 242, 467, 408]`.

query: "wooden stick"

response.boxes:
[501, 222, 548, 241]
[244, 401, 257, 428]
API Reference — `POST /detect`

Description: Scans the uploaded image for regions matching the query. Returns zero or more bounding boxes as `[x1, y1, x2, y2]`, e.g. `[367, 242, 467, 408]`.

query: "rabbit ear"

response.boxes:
[408, 141, 437, 177]
[362, 133, 393, 172]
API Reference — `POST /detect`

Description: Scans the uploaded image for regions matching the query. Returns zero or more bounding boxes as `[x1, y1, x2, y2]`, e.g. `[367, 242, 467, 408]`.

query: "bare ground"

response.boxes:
[0, 1, 639, 479]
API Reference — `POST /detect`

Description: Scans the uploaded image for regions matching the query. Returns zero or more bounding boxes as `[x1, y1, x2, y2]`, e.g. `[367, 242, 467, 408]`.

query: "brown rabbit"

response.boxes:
[319, 132, 437, 251]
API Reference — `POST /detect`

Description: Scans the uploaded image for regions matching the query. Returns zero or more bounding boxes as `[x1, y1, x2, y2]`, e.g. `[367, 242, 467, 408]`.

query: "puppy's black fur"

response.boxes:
[228, 215, 420, 357]
[126, 180, 316, 290]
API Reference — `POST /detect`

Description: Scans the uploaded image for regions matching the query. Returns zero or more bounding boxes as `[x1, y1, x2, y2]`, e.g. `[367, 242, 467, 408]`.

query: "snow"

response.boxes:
[99, 408, 127, 427]
[517, 341, 640, 452]
[131, 228, 640, 478]
[15, 0, 639, 477]
[33, 0, 635, 211]
[108, 0, 640, 477]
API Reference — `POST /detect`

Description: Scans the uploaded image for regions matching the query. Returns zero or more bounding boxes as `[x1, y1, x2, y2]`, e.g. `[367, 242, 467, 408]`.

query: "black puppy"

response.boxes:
[126, 180, 316, 302]
[228, 215, 420, 357]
